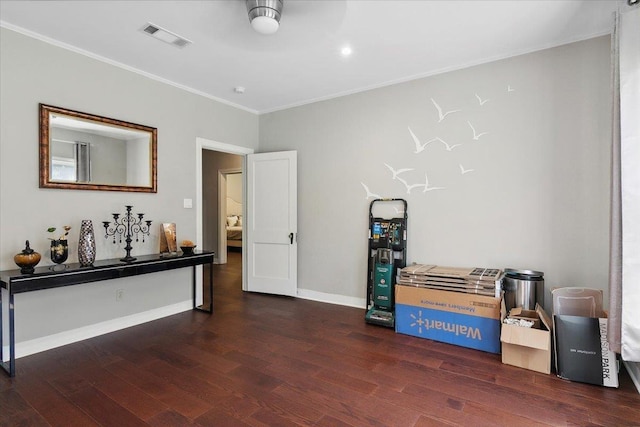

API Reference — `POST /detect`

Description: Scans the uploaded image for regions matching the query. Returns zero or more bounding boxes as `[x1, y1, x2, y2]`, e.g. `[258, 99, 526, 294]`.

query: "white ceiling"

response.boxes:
[0, 0, 618, 114]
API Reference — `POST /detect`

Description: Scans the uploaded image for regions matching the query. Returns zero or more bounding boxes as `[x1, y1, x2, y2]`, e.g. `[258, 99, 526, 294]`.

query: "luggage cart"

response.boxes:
[365, 198, 407, 328]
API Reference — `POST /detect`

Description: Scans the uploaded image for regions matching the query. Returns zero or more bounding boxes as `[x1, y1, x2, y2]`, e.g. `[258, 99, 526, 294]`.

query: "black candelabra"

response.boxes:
[103, 205, 152, 262]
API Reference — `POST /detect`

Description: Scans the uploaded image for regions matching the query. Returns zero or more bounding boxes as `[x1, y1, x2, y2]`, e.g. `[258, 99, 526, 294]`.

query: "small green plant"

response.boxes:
[47, 225, 71, 241]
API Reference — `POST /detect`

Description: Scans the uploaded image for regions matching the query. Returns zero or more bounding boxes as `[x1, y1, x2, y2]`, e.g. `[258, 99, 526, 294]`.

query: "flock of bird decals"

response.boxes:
[362, 85, 515, 199]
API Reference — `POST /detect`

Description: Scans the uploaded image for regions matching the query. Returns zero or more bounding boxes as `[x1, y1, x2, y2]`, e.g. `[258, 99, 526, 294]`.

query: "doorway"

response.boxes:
[195, 137, 254, 303]
[217, 169, 242, 264]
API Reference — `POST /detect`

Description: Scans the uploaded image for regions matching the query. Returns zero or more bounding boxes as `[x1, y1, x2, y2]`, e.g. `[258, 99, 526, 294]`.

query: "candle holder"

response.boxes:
[103, 205, 152, 262]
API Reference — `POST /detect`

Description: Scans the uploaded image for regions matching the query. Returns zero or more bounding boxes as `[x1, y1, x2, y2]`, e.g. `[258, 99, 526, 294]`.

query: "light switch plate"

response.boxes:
[183, 198, 193, 209]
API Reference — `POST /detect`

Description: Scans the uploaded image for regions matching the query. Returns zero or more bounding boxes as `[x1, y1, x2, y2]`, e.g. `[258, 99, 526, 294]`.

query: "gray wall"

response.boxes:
[0, 25, 611, 349]
[259, 36, 612, 312]
[202, 151, 242, 258]
[50, 128, 128, 185]
[0, 27, 258, 343]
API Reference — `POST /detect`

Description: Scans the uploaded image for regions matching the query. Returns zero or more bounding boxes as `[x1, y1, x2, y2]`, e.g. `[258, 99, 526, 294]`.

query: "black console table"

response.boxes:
[0, 251, 214, 377]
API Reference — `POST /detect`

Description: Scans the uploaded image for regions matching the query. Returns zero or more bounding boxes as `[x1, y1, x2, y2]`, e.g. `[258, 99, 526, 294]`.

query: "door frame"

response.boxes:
[217, 168, 242, 265]
[196, 137, 254, 297]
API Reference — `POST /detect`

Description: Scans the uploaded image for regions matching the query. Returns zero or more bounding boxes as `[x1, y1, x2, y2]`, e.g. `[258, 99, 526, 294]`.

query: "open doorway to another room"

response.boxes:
[219, 169, 243, 261]
[197, 137, 253, 305]
[202, 151, 243, 265]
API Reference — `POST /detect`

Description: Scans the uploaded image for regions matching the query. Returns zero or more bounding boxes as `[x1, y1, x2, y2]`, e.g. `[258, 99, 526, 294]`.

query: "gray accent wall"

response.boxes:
[259, 36, 612, 312]
[0, 28, 258, 343]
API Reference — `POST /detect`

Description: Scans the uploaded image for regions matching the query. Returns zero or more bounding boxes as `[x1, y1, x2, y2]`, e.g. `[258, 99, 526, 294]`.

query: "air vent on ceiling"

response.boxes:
[140, 23, 192, 49]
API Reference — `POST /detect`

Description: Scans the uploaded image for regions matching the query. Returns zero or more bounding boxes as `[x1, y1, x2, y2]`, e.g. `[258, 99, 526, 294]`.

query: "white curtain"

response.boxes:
[609, 1, 640, 362]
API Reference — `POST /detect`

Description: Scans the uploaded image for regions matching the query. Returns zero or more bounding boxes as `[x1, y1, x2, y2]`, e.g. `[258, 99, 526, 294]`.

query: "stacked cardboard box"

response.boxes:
[395, 264, 503, 354]
[398, 264, 502, 298]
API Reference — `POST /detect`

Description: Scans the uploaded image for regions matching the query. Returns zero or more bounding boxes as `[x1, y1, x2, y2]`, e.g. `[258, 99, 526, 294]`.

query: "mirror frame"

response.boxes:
[39, 104, 157, 193]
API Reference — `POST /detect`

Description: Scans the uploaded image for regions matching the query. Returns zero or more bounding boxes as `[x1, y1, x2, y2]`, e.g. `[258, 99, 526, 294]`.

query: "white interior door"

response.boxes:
[246, 151, 297, 296]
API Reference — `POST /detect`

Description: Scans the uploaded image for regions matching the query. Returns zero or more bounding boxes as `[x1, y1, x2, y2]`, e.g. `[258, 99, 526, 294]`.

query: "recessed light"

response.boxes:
[341, 46, 352, 57]
[234, 86, 246, 94]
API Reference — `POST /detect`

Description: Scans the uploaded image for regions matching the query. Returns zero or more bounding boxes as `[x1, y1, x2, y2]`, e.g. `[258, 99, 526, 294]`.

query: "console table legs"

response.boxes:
[193, 261, 214, 314]
[0, 290, 16, 377]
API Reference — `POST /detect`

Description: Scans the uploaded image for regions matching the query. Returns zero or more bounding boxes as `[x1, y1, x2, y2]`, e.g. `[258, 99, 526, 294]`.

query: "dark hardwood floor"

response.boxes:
[2, 251, 639, 426]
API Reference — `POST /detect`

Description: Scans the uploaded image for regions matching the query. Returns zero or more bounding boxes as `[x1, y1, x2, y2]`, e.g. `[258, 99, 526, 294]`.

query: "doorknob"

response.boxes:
[289, 233, 294, 244]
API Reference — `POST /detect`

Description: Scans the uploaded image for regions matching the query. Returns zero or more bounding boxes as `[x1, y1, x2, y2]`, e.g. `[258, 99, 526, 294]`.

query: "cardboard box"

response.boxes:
[395, 284, 501, 354]
[398, 264, 503, 298]
[501, 304, 552, 374]
[553, 313, 618, 387]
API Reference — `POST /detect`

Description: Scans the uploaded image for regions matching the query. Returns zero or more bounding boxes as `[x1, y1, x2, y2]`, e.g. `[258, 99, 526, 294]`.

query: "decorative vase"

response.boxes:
[78, 219, 97, 266]
[50, 239, 68, 269]
[14, 240, 41, 274]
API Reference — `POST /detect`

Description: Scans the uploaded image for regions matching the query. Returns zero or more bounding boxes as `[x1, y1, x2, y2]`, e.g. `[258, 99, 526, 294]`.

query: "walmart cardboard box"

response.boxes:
[395, 284, 501, 354]
[501, 304, 552, 374]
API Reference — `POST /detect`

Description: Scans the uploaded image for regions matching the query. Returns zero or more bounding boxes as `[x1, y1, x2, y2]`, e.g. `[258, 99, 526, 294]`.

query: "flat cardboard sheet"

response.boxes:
[398, 264, 502, 297]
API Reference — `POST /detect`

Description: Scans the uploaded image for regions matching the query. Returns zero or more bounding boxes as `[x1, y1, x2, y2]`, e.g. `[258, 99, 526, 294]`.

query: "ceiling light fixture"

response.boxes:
[341, 46, 353, 57]
[246, 0, 283, 35]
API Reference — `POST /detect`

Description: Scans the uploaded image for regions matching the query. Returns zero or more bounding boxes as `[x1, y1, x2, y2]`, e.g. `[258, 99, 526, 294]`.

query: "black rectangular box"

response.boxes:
[553, 314, 618, 387]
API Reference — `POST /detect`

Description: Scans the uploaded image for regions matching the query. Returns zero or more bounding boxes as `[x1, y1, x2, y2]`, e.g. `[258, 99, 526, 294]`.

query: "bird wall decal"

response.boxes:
[431, 98, 461, 122]
[475, 93, 490, 105]
[396, 176, 424, 194]
[459, 164, 475, 175]
[436, 138, 461, 151]
[420, 173, 445, 192]
[408, 126, 436, 153]
[361, 182, 381, 200]
[384, 163, 414, 179]
[468, 121, 489, 140]
[396, 174, 445, 194]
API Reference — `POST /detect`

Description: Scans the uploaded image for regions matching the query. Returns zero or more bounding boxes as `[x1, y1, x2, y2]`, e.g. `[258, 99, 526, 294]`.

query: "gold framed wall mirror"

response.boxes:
[39, 104, 157, 192]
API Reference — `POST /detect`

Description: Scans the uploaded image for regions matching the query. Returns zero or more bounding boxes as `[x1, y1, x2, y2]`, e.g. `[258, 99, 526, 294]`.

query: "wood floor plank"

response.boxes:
[65, 385, 149, 426]
[147, 410, 195, 426]
[194, 405, 253, 426]
[315, 415, 357, 427]
[73, 363, 169, 421]
[3, 252, 640, 426]
[402, 375, 586, 426]
[493, 368, 640, 426]
[227, 364, 284, 392]
[313, 368, 378, 394]
[170, 341, 241, 374]
[104, 358, 213, 420]
[203, 394, 261, 420]
[11, 376, 101, 426]
[0, 388, 46, 424]
[245, 407, 306, 427]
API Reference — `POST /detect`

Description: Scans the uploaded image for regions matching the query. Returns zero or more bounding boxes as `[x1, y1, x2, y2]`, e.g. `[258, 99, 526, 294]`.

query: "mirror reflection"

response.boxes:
[40, 104, 157, 193]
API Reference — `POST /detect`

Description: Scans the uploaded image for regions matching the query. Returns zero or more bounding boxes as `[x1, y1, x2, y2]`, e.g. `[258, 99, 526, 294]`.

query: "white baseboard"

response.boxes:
[623, 360, 640, 394]
[297, 288, 366, 309]
[3, 300, 192, 361]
